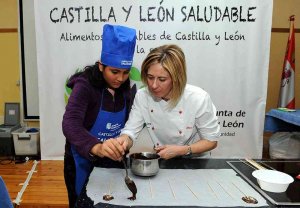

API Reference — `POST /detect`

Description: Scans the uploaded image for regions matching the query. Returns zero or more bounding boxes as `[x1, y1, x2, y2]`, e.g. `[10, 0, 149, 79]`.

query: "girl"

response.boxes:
[62, 24, 136, 208]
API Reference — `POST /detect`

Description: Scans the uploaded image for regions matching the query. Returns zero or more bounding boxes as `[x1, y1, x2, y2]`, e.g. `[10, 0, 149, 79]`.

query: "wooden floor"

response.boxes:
[0, 160, 68, 208]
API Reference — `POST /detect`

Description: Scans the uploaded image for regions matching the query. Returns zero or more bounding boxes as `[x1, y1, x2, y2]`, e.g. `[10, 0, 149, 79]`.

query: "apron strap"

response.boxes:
[71, 145, 93, 196]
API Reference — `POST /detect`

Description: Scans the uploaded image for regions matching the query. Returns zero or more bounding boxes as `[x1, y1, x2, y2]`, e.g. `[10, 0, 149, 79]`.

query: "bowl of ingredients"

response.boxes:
[252, 169, 294, 193]
[130, 152, 160, 176]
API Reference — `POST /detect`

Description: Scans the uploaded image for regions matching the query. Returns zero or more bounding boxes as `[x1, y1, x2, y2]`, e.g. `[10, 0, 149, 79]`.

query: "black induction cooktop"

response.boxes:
[227, 160, 300, 206]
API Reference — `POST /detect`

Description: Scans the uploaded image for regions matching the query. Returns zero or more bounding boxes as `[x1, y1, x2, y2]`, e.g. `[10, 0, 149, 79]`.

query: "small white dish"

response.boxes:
[252, 169, 294, 193]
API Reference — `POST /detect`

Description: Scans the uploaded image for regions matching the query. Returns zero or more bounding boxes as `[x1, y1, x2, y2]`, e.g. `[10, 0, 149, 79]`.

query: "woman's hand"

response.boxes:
[155, 139, 217, 160]
[154, 145, 188, 160]
[116, 134, 133, 152]
[90, 138, 126, 161]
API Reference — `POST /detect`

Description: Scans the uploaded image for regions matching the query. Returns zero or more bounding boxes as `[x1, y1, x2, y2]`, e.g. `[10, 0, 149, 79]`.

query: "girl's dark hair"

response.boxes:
[72, 61, 135, 120]
[76, 62, 130, 91]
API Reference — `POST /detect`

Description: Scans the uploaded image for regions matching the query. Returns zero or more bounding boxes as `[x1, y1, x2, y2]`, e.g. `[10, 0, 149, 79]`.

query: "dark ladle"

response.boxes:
[122, 158, 137, 200]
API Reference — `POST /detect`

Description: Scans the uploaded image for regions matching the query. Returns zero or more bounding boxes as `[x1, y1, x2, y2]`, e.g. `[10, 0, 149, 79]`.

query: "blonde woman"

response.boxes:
[117, 44, 220, 159]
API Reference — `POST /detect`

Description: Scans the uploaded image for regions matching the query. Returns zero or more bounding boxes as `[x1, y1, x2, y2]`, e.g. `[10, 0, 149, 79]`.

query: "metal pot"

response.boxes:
[130, 152, 160, 176]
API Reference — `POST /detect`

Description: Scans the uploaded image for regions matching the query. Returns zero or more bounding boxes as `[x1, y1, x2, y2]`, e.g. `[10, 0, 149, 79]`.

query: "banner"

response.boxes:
[34, 0, 273, 159]
[278, 15, 296, 109]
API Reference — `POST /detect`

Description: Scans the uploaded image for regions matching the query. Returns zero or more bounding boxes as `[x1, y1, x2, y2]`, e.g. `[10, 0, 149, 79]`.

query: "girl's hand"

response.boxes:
[91, 138, 125, 161]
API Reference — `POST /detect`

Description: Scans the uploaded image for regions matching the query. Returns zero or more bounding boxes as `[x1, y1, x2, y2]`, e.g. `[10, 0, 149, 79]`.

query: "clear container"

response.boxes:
[12, 127, 40, 155]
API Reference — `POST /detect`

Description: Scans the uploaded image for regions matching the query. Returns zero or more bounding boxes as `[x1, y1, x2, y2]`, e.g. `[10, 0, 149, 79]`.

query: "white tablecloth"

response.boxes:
[87, 168, 268, 207]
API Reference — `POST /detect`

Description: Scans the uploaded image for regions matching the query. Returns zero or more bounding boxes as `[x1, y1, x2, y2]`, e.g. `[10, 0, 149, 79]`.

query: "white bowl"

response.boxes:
[252, 169, 294, 193]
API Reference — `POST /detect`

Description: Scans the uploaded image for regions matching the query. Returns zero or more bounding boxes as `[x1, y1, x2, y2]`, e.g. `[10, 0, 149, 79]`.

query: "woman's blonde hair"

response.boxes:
[141, 44, 187, 108]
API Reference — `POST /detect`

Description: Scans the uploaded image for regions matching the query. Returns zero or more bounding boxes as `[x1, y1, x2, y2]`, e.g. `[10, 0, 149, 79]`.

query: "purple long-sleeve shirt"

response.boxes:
[62, 72, 135, 160]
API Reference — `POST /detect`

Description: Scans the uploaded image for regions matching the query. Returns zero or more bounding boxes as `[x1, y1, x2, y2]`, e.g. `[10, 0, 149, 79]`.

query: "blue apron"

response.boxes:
[71, 91, 126, 196]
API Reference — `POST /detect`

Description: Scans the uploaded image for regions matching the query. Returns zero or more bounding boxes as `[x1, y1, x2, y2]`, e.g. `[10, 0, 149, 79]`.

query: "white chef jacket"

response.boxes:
[121, 84, 220, 157]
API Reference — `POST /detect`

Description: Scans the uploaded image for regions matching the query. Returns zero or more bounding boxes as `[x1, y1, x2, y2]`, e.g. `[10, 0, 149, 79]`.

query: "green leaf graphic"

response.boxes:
[65, 78, 72, 95]
[64, 93, 69, 104]
[129, 67, 141, 81]
[64, 68, 83, 104]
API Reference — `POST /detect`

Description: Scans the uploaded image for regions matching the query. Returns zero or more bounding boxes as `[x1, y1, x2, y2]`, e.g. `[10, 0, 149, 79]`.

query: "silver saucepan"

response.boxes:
[130, 152, 160, 176]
